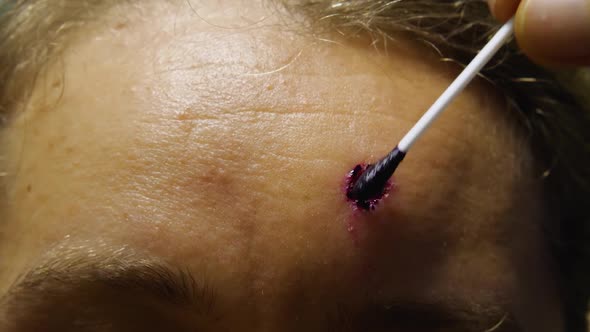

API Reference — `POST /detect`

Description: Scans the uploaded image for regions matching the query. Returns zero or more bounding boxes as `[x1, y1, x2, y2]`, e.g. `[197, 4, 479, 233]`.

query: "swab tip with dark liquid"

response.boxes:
[346, 147, 406, 205]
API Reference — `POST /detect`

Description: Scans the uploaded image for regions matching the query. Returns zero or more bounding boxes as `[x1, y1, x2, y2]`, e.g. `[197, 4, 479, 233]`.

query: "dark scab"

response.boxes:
[345, 164, 390, 211]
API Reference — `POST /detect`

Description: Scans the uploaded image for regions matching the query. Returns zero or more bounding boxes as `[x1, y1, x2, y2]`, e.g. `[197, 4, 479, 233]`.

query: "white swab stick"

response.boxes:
[348, 18, 516, 202]
[397, 18, 515, 152]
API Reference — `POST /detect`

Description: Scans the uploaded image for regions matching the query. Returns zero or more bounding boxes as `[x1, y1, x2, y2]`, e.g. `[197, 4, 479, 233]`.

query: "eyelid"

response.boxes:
[332, 300, 518, 332]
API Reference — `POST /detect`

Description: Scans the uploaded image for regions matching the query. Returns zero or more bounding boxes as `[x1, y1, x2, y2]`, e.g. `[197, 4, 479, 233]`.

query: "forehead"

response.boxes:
[0, 0, 560, 329]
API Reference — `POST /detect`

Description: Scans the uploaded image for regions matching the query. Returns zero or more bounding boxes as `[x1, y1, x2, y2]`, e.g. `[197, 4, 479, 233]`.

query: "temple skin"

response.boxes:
[0, 1, 563, 330]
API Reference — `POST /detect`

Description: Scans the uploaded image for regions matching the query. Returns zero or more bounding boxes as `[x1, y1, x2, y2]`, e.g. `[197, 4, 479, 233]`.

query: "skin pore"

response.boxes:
[0, 1, 565, 331]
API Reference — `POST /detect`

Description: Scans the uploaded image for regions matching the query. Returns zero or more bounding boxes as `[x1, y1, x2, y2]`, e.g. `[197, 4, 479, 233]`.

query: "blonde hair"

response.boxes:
[0, 0, 123, 120]
[1, 0, 589, 330]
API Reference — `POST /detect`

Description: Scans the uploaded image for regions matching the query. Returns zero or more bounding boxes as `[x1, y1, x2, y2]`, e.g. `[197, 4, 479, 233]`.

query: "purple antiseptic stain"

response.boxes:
[344, 164, 392, 212]
[343, 164, 396, 241]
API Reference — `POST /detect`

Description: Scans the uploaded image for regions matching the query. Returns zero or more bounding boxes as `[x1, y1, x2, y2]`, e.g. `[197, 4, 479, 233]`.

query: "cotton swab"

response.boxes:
[347, 18, 515, 204]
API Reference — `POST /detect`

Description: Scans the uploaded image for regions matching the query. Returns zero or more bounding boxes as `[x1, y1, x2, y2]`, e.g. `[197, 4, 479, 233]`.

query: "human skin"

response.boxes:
[0, 1, 565, 331]
[488, 0, 590, 65]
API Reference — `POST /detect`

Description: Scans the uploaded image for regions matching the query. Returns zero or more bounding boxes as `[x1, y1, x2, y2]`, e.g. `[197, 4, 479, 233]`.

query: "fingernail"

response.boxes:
[517, 0, 590, 61]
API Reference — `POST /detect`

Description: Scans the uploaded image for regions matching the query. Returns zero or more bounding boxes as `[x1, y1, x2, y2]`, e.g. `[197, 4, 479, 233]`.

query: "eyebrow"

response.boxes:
[0, 247, 216, 326]
[1, 247, 521, 332]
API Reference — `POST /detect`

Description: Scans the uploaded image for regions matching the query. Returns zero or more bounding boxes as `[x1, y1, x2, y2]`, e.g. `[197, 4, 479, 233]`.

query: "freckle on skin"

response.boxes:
[113, 22, 127, 30]
[177, 111, 192, 121]
[26, 184, 32, 193]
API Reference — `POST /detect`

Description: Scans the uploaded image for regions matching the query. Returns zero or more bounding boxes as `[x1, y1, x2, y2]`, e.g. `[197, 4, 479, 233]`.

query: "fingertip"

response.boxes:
[518, 52, 590, 67]
[487, 0, 498, 16]
[515, 20, 590, 67]
[515, 0, 590, 66]
[489, 0, 520, 22]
